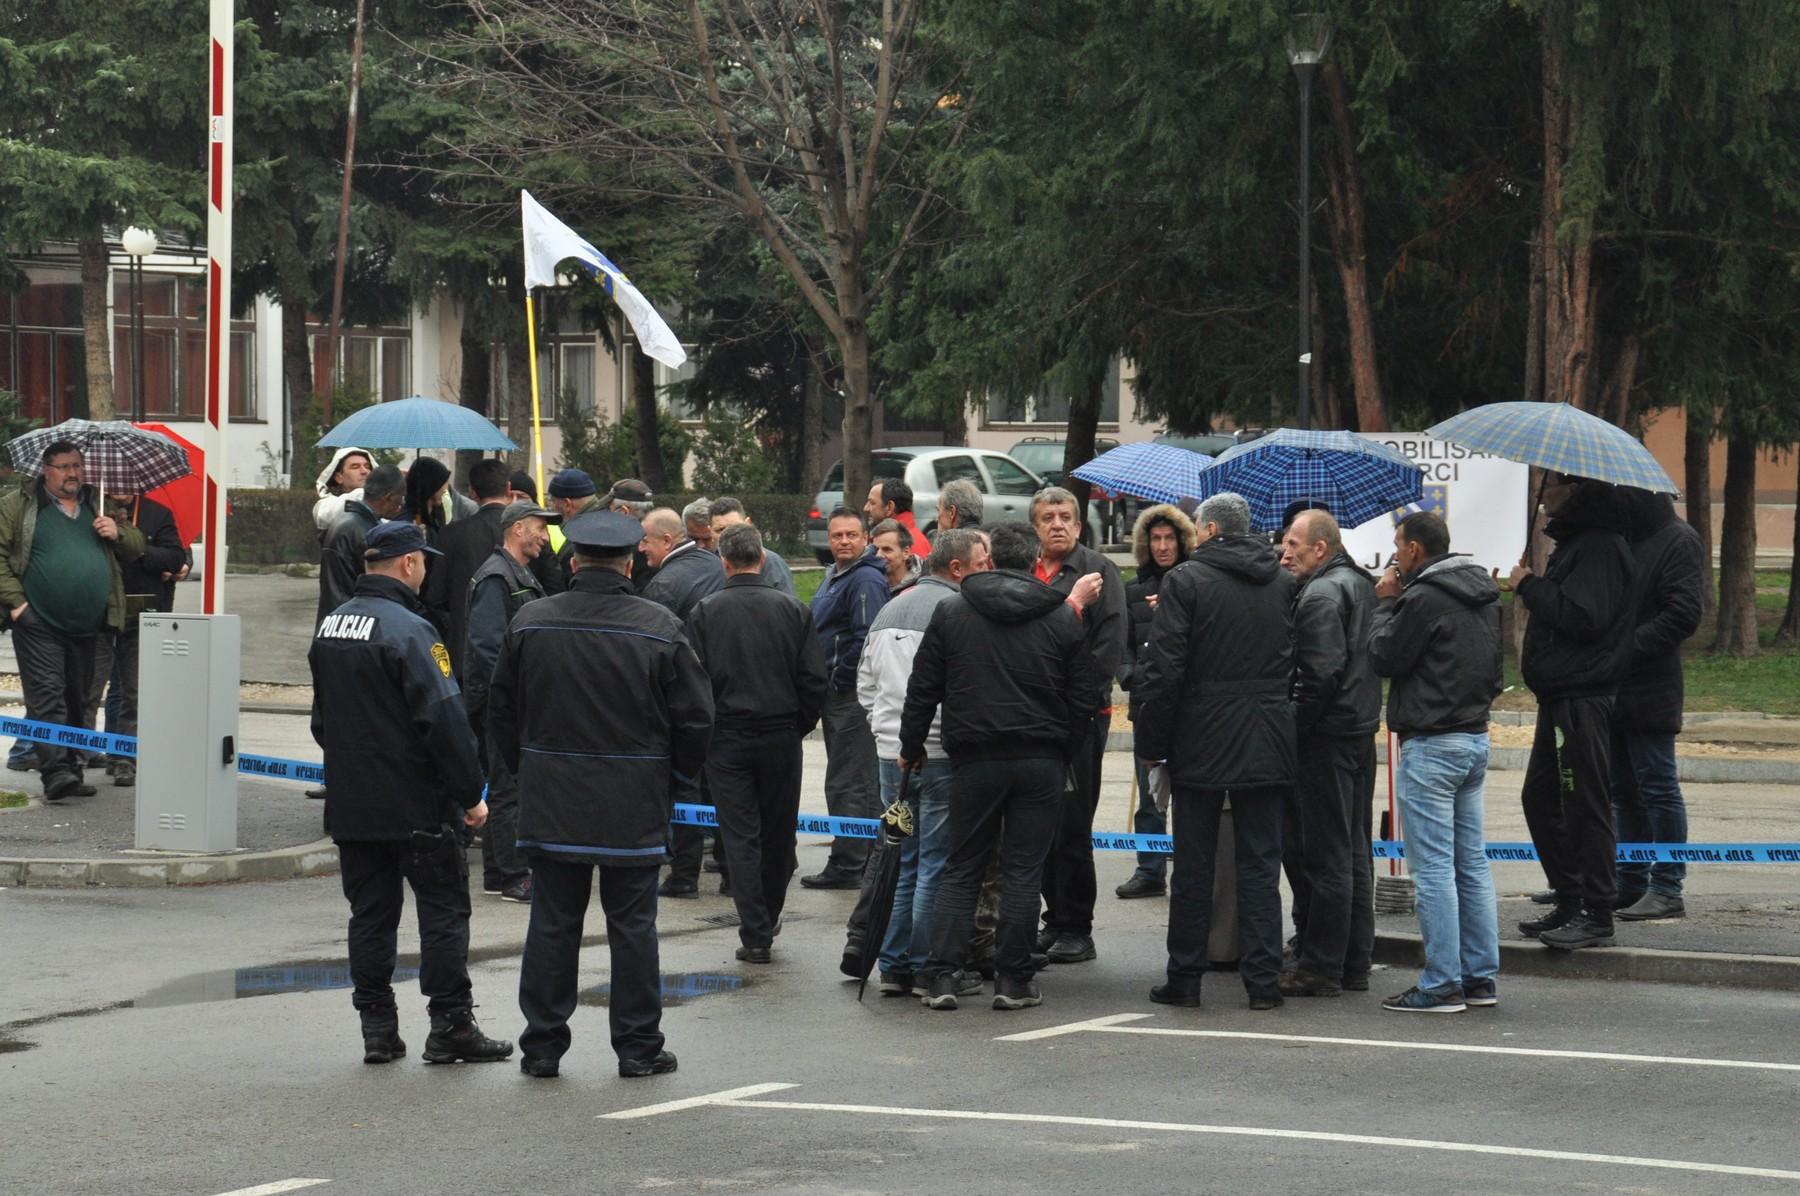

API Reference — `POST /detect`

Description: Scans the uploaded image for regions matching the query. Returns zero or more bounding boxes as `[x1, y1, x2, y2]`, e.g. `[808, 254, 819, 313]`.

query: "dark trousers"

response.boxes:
[1167, 786, 1284, 996]
[470, 712, 527, 889]
[84, 617, 140, 751]
[820, 689, 877, 876]
[668, 782, 728, 889]
[337, 838, 473, 1022]
[709, 730, 803, 948]
[1292, 733, 1376, 983]
[1610, 726, 1686, 898]
[1040, 711, 1110, 938]
[925, 756, 1062, 981]
[1521, 695, 1618, 916]
[12, 610, 97, 778]
[519, 855, 663, 1064]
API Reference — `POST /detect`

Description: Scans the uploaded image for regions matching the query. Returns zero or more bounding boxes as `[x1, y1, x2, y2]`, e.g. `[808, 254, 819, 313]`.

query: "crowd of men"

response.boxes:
[304, 453, 1702, 1077]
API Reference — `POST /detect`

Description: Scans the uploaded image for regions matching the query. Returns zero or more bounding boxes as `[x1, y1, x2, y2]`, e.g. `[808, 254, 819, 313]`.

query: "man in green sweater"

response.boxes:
[0, 441, 146, 801]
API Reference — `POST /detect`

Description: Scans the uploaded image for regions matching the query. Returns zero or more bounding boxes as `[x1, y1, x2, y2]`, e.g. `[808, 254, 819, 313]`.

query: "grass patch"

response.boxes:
[0, 790, 29, 810]
[795, 568, 824, 606]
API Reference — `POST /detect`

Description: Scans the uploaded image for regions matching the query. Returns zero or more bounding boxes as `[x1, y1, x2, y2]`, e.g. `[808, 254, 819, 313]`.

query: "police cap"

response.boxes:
[562, 510, 643, 556]
[364, 521, 443, 560]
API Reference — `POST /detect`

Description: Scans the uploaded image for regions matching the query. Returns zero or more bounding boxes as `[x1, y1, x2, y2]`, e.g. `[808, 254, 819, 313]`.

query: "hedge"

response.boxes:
[223, 488, 819, 567]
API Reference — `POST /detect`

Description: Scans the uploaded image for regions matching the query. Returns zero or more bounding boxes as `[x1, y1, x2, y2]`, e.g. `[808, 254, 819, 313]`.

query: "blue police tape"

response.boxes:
[1, 715, 325, 786]
[8, 714, 1796, 862]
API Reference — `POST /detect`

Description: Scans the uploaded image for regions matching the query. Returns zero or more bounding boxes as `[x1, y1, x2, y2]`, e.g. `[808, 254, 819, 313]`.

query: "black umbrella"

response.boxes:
[855, 770, 916, 1001]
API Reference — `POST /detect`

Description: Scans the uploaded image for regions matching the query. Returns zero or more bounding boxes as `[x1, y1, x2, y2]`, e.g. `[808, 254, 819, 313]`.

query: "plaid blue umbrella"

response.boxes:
[1426, 401, 1677, 493]
[1070, 442, 1214, 505]
[7, 419, 193, 494]
[1192, 429, 1424, 532]
[317, 396, 517, 451]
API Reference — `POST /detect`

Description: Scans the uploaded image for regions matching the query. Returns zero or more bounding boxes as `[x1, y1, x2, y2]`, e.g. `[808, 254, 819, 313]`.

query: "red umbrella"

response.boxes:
[136, 422, 203, 546]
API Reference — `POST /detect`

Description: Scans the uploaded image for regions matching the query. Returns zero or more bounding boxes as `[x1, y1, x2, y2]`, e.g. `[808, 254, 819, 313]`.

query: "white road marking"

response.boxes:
[606, 1086, 1800, 1181]
[207, 1182, 330, 1196]
[599, 1082, 798, 1120]
[995, 1013, 1800, 1073]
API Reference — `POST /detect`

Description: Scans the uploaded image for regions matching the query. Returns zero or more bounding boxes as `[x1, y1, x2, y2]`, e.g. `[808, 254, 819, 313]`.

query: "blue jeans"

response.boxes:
[1397, 732, 1499, 994]
[1131, 758, 1168, 881]
[877, 757, 954, 975]
[1611, 729, 1686, 897]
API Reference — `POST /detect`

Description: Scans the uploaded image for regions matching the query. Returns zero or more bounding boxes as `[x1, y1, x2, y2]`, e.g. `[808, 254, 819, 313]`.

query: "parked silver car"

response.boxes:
[806, 446, 1104, 563]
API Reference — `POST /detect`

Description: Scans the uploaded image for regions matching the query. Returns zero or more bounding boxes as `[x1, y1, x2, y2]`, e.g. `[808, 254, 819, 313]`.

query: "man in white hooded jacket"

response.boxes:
[313, 447, 373, 533]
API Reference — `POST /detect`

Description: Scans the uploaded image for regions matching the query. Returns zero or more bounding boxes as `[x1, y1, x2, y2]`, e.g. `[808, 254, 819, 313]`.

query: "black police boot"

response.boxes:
[422, 1008, 514, 1064]
[360, 1012, 406, 1064]
[1519, 900, 1581, 939]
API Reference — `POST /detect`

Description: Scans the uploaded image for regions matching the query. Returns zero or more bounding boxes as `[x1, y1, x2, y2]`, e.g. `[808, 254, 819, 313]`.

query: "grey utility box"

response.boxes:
[136, 613, 241, 853]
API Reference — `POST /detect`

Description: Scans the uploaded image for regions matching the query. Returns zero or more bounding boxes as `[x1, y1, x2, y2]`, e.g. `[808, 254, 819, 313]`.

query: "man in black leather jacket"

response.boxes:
[1277, 510, 1381, 997]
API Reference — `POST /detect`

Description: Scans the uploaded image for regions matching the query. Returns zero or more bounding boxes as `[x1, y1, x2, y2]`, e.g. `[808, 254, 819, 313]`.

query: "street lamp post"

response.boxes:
[121, 226, 159, 422]
[1286, 13, 1332, 431]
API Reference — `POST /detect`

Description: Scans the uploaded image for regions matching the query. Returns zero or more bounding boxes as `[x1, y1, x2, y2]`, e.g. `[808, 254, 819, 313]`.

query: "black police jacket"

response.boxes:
[1369, 555, 1502, 738]
[1519, 484, 1635, 701]
[1291, 550, 1382, 739]
[487, 566, 714, 865]
[1133, 535, 1298, 793]
[686, 573, 828, 736]
[1615, 491, 1705, 733]
[308, 573, 485, 841]
[898, 568, 1099, 765]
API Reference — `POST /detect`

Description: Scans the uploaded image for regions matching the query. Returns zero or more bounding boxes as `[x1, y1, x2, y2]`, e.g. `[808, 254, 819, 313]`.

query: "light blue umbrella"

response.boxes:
[1192, 429, 1423, 532]
[316, 396, 517, 451]
[1426, 401, 1677, 493]
[1070, 442, 1214, 505]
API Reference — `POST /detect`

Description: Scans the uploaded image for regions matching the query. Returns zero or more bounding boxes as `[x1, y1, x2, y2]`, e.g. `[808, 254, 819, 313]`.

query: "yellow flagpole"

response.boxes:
[524, 288, 547, 498]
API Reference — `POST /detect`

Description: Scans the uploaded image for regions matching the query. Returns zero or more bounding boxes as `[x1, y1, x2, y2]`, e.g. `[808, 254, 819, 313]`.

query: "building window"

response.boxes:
[560, 343, 596, 414]
[654, 347, 701, 421]
[309, 329, 411, 405]
[981, 358, 1123, 427]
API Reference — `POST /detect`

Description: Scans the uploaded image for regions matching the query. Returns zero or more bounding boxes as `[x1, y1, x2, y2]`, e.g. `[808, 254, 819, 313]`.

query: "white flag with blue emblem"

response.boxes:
[520, 190, 688, 369]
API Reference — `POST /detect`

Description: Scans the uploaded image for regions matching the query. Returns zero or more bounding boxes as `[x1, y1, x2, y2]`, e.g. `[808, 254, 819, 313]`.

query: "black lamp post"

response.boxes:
[121, 226, 158, 421]
[1285, 12, 1332, 431]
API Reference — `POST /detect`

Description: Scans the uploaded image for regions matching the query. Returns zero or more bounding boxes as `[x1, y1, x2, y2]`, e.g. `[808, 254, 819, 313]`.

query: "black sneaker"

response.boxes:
[1149, 982, 1200, 1007]
[659, 879, 699, 899]
[920, 974, 959, 1010]
[1046, 934, 1096, 964]
[1341, 973, 1370, 992]
[1248, 992, 1284, 1011]
[1519, 901, 1581, 938]
[735, 945, 772, 964]
[619, 1050, 678, 1078]
[1278, 969, 1342, 998]
[1035, 927, 1058, 953]
[361, 1028, 407, 1064]
[69, 780, 97, 797]
[422, 1010, 514, 1063]
[112, 762, 135, 787]
[1115, 874, 1166, 899]
[1538, 914, 1615, 950]
[1382, 985, 1467, 1014]
[500, 877, 533, 904]
[1462, 977, 1498, 1007]
[956, 970, 985, 996]
[992, 975, 1042, 1010]
[878, 972, 914, 997]
[520, 1056, 559, 1079]
[42, 771, 79, 802]
[306, 786, 328, 800]
[799, 871, 860, 890]
[1528, 889, 1558, 904]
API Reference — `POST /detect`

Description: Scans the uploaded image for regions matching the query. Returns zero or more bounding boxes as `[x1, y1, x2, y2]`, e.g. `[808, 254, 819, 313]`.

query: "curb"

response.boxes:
[0, 838, 339, 889]
[1372, 930, 1800, 992]
[1100, 732, 1800, 783]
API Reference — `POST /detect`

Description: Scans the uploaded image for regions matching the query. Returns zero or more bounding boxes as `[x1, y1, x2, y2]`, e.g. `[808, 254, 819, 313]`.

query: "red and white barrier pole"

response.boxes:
[201, 0, 233, 613]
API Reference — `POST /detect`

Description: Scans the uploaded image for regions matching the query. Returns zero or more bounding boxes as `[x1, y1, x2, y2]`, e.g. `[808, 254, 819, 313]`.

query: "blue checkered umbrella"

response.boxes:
[1425, 401, 1677, 493]
[7, 419, 193, 495]
[1070, 442, 1214, 505]
[317, 396, 517, 451]
[1191, 429, 1424, 532]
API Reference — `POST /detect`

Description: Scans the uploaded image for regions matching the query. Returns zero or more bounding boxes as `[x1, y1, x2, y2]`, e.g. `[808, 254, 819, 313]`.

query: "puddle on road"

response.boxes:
[580, 972, 748, 1007]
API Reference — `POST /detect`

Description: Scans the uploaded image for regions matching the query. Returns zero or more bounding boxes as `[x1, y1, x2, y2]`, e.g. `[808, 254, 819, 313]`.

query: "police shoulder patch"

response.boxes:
[431, 642, 452, 677]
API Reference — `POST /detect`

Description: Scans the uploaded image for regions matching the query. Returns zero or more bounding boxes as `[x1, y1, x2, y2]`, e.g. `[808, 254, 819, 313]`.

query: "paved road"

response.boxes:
[5, 867, 1800, 1196]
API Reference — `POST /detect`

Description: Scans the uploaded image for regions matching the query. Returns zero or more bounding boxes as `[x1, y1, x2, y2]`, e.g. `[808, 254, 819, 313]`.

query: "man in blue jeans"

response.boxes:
[857, 529, 992, 995]
[1368, 512, 1503, 1013]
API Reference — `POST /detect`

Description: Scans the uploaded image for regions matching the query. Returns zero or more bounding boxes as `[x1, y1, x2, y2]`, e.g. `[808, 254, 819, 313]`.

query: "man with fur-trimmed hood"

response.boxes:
[1116, 503, 1197, 899]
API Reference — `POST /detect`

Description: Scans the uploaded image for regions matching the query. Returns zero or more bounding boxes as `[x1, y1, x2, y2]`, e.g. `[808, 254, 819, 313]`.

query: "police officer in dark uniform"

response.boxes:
[488, 511, 714, 1080]
[309, 521, 514, 1067]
